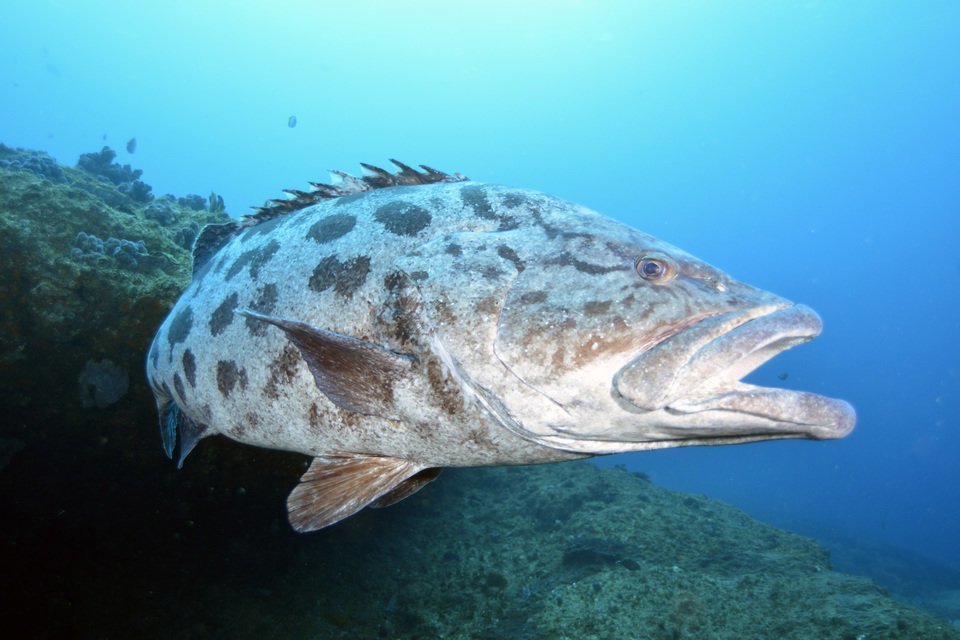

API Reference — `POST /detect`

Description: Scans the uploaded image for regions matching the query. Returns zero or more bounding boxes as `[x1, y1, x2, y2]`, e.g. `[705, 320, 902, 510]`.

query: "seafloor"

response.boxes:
[0, 145, 957, 639]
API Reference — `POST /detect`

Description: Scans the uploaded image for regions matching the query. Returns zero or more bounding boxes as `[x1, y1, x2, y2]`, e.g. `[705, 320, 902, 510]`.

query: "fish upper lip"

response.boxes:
[613, 304, 855, 437]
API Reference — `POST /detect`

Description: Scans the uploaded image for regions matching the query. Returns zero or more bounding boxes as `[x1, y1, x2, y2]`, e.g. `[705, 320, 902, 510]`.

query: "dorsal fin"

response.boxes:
[191, 221, 241, 276]
[246, 159, 467, 227]
[189, 161, 467, 277]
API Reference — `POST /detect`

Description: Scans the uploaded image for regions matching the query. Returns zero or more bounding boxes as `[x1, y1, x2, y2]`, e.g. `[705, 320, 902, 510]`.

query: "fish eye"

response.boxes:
[635, 254, 676, 283]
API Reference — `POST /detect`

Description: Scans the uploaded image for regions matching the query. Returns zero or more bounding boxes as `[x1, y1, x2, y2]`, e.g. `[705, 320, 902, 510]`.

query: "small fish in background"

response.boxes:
[126, 137, 137, 154]
[102, 133, 107, 141]
[288, 115, 297, 128]
[778, 372, 789, 381]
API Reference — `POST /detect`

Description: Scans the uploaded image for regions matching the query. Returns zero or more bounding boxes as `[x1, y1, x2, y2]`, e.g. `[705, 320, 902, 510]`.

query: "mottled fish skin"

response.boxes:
[147, 163, 855, 531]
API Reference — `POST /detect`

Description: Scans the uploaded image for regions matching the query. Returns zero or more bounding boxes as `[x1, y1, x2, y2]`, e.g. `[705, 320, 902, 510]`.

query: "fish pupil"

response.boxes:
[640, 259, 663, 278]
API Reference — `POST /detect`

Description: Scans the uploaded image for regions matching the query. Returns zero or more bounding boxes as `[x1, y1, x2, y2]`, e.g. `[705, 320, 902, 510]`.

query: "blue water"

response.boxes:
[2, 0, 958, 575]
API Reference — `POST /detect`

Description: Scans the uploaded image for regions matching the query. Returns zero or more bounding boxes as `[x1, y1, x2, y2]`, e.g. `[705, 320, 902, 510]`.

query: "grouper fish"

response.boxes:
[147, 161, 855, 532]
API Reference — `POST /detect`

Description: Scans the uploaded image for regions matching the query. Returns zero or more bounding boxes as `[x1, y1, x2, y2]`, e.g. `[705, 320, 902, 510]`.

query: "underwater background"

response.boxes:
[1, 1, 958, 637]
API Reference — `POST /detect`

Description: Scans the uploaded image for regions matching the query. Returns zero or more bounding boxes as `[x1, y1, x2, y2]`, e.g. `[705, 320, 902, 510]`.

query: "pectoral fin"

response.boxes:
[237, 309, 416, 418]
[287, 455, 434, 532]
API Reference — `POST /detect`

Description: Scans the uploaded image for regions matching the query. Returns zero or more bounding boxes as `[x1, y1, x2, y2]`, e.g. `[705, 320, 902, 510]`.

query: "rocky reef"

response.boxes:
[0, 143, 229, 431]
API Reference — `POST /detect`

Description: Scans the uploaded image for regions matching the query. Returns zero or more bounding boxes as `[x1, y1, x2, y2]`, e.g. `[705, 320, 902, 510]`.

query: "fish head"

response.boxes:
[490, 211, 855, 453]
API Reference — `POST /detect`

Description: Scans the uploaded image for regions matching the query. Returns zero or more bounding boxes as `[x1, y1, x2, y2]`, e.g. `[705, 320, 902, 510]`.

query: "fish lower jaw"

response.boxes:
[662, 383, 857, 439]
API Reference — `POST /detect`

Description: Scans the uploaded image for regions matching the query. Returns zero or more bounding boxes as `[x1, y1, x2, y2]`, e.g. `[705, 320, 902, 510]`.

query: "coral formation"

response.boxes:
[76, 146, 153, 202]
[143, 199, 178, 225]
[0, 144, 229, 426]
[0, 144, 66, 183]
[208, 191, 225, 213]
[177, 193, 207, 211]
[77, 358, 129, 408]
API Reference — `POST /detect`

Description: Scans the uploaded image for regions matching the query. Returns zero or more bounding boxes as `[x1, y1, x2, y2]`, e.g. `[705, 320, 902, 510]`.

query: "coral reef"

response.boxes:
[0, 144, 66, 183]
[143, 199, 178, 225]
[177, 193, 207, 211]
[0, 144, 229, 427]
[77, 358, 130, 408]
[208, 190, 225, 213]
[76, 146, 153, 203]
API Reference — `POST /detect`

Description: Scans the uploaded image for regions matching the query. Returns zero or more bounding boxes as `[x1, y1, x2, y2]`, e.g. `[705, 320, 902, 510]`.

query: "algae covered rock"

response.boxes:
[278, 462, 957, 640]
[0, 144, 228, 429]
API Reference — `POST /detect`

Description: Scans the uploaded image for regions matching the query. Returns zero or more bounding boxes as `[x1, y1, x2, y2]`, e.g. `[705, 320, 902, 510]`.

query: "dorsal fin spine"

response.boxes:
[190, 161, 468, 276]
[241, 160, 468, 228]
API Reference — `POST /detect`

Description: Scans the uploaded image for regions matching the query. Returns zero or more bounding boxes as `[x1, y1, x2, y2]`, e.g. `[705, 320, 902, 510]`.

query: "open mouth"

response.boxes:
[612, 304, 856, 439]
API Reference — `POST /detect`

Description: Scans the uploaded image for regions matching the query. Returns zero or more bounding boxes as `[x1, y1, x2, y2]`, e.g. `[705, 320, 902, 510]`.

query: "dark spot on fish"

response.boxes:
[374, 201, 432, 236]
[461, 185, 496, 219]
[410, 270, 429, 281]
[307, 213, 357, 244]
[264, 345, 301, 399]
[532, 209, 593, 240]
[426, 355, 463, 416]
[173, 372, 186, 402]
[497, 245, 525, 272]
[434, 298, 458, 326]
[182, 349, 197, 387]
[551, 348, 566, 372]
[519, 290, 548, 304]
[309, 255, 371, 297]
[445, 243, 462, 257]
[226, 239, 281, 281]
[547, 252, 626, 275]
[502, 192, 530, 208]
[383, 271, 405, 292]
[337, 408, 363, 430]
[246, 283, 279, 337]
[474, 296, 501, 315]
[167, 307, 193, 347]
[461, 185, 518, 230]
[382, 272, 422, 347]
[241, 215, 285, 242]
[306, 403, 322, 430]
[217, 360, 241, 397]
[481, 265, 505, 280]
[308, 259, 337, 291]
[583, 300, 612, 315]
[209, 292, 239, 336]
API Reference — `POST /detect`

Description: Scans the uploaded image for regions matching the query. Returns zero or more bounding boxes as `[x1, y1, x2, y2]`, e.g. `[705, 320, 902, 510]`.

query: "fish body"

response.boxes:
[147, 162, 854, 531]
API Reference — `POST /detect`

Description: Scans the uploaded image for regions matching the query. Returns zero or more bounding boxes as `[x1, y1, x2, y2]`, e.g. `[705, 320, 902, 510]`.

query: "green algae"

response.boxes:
[0, 151, 227, 427]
